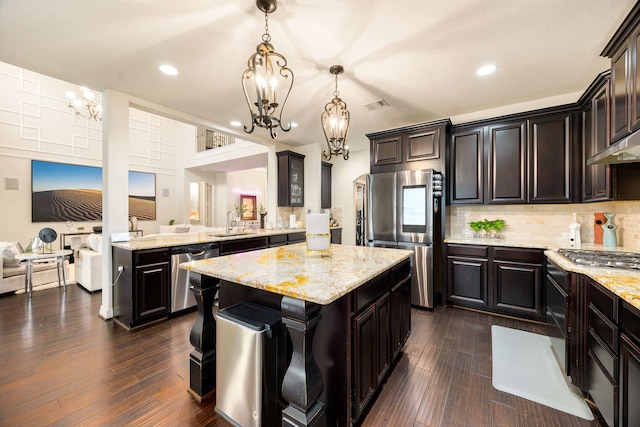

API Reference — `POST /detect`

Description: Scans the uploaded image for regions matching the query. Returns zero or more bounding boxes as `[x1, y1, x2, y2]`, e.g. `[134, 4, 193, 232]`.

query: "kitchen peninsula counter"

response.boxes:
[112, 228, 318, 251]
[183, 243, 412, 427]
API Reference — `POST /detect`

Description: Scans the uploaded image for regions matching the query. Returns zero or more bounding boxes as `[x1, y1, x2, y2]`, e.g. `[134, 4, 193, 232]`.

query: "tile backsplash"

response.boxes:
[447, 201, 640, 251]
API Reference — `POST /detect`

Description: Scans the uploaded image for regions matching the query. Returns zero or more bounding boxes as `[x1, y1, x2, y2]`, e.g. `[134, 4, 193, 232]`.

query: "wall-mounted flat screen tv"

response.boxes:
[31, 160, 156, 222]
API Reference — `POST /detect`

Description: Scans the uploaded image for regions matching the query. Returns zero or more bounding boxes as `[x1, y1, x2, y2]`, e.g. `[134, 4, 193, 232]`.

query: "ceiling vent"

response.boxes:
[363, 99, 390, 111]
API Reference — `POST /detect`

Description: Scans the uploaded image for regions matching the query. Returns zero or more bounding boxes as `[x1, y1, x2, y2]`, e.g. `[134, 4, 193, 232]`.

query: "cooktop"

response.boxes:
[557, 249, 640, 270]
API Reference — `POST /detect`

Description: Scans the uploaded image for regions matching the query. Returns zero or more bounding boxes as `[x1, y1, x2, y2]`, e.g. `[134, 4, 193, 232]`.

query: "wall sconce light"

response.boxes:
[241, 0, 294, 139]
[321, 65, 350, 160]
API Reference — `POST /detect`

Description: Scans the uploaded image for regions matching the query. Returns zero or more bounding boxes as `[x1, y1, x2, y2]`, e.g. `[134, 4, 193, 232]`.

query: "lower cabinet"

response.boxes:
[390, 277, 411, 360]
[219, 236, 269, 255]
[492, 247, 544, 319]
[446, 244, 489, 309]
[287, 232, 306, 244]
[586, 279, 620, 427]
[620, 303, 640, 427]
[445, 244, 544, 321]
[582, 280, 640, 426]
[113, 247, 170, 330]
[353, 292, 391, 419]
[134, 258, 170, 320]
[352, 259, 411, 423]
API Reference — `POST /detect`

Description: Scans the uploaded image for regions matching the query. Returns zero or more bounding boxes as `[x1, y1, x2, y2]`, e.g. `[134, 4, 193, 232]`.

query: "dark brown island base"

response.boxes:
[182, 243, 412, 427]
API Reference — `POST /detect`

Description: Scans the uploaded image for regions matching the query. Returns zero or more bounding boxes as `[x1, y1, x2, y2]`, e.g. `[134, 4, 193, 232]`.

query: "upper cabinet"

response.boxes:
[449, 127, 485, 204]
[367, 119, 450, 174]
[580, 72, 613, 202]
[528, 112, 574, 203]
[321, 161, 332, 209]
[448, 108, 578, 206]
[277, 150, 305, 207]
[602, 3, 640, 143]
[487, 120, 527, 204]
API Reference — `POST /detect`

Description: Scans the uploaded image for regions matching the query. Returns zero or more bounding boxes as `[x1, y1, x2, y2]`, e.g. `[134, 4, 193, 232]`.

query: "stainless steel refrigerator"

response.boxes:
[367, 169, 441, 309]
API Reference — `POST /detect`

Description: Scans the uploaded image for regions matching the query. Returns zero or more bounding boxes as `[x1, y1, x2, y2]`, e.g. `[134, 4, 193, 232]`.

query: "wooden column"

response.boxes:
[188, 273, 219, 401]
[281, 296, 326, 427]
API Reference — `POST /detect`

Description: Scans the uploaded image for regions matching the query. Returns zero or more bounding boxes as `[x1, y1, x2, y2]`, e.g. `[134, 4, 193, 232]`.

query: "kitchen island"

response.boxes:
[182, 243, 412, 427]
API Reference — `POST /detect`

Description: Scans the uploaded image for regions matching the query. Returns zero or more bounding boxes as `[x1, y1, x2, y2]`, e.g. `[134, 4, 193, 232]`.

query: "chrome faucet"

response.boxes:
[226, 210, 235, 235]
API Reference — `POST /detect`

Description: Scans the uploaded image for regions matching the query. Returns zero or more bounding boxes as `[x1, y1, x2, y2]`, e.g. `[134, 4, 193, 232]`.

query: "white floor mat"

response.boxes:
[491, 325, 593, 420]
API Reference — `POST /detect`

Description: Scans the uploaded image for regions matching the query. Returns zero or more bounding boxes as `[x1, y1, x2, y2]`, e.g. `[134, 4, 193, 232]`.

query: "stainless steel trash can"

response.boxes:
[215, 302, 286, 427]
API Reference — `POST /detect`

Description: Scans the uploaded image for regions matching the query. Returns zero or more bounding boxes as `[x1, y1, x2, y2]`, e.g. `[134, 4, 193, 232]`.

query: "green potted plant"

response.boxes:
[469, 219, 506, 238]
[469, 220, 484, 238]
[492, 219, 506, 238]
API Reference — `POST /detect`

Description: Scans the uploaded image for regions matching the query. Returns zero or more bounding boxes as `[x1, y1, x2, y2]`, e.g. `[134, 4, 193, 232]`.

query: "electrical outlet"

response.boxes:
[117, 265, 125, 272]
[561, 232, 570, 239]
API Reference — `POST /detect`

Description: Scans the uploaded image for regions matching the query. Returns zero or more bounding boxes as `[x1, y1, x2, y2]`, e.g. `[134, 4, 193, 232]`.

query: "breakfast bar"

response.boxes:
[182, 243, 412, 427]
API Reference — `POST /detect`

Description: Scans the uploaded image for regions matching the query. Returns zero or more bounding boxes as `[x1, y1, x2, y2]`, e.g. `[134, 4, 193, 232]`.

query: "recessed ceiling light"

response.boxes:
[230, 120, 242, 127]
[289, 122, 298, 128]
[159, 64, 178, 76]
[476, 64, 497, 76]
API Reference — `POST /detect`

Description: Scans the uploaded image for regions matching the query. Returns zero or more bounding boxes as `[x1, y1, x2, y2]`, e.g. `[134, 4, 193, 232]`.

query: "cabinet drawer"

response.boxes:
[354, 272, 390, 314]
[269, 234, 287, 245]
[621, 302, 640, 348]
[446, 244, 487, 258]
[287, 232, 306, 243]
[493, 247, 543, 264]
[219, 237, 268, 255]
[589, 328, 619, 381]
[391, 259, 410, 284]
[589, 304, 619, 353]
[135, 248, 169, 265]
[587, 351, 618, 427]
[589, 280, 619, 323]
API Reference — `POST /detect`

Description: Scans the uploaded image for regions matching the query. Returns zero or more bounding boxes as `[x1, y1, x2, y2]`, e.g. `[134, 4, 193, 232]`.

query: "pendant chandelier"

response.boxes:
[321, 65, 350, 161]
[65, 87, 102, 122]
[241, 0, 293, 139]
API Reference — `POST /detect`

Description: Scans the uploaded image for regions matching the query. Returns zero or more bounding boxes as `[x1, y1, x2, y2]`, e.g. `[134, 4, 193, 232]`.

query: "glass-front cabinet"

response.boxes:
[277, 150, 305, 207]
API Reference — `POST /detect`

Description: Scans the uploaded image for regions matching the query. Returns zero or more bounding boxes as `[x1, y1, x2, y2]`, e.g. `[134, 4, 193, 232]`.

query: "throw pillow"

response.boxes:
[0, 241, 21, 268]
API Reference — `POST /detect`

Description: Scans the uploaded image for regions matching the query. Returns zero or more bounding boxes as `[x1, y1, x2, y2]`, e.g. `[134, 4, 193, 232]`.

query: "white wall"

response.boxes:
[0, 61, 196, 245]
[227, 168, 268, 225]
[328, 147, 370, 245]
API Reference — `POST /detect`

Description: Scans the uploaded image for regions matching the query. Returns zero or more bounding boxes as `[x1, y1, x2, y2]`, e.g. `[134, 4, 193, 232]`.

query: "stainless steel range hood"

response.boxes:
[588, 129, 640, 165]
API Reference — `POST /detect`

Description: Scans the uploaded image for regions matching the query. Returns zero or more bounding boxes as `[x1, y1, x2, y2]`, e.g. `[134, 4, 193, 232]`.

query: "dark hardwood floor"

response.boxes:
[0, 284, 601, 427]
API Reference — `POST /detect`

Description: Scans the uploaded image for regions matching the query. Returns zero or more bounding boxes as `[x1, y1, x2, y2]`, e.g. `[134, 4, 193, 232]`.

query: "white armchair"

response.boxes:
[75, 234, 103, 292]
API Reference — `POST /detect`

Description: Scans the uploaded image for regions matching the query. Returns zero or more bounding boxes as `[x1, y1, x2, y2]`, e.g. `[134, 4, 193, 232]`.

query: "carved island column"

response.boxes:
[188, 272, 220, 401]
[281, 296, 326, 427]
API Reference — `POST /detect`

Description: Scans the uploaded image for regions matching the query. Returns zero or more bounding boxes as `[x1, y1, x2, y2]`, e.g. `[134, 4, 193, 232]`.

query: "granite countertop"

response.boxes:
[181, 243, 412, 305]
[545, 250, 640, 311]
[112, 228, 313, 251]
[446, 235, 640, 311]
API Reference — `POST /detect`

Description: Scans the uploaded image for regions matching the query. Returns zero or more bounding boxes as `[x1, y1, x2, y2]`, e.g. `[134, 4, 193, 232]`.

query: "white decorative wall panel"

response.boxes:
[0, 62, 102, 162]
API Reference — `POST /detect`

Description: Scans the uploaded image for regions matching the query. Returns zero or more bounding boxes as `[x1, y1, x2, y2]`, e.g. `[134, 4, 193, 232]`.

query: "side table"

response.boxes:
[15, 249, 73, 298]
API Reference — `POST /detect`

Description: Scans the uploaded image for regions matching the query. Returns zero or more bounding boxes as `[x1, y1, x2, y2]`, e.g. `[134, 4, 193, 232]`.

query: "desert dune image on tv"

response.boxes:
[31, 160, 156, 222]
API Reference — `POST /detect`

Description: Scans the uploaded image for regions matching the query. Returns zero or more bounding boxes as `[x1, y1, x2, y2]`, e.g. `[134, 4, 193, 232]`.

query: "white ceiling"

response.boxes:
[0, 0, 636, 155]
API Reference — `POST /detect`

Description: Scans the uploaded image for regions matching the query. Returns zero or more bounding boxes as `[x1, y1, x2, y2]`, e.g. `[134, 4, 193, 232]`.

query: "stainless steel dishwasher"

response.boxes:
[170, 243, 219, 313]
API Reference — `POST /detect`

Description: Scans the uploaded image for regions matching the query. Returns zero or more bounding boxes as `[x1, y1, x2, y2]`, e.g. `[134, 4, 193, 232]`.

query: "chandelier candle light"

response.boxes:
[321, 65, 350, 160]
[306, 209, 330, 256]
[65, 87, 102, 121]
[241, 0, 293, 139]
